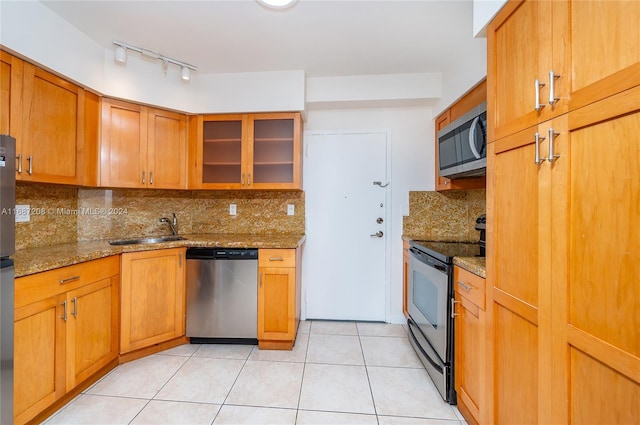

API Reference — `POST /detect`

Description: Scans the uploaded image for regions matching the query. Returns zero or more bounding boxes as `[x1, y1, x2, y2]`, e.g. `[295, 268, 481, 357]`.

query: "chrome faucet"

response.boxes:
[159, 213, 178, 236]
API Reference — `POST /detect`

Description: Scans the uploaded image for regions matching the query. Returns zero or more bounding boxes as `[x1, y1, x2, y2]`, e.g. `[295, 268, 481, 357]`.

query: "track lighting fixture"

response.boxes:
[112, 40, 197, 81]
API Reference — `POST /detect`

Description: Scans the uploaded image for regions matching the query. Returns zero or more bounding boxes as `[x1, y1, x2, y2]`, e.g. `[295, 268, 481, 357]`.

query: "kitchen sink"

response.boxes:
[108, 235, 186, 246]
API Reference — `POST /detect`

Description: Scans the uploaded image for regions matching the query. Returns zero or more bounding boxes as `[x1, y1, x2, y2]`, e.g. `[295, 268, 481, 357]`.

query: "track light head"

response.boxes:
[115, 46, 127, 64]
[181, 66, 191, 81]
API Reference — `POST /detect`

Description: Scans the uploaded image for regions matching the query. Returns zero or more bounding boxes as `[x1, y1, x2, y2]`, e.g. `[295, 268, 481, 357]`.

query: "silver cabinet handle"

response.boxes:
[248, 174, 252, 186]
[142, 171, 146, 184]
[549, 70, 561, 106]
[61, 300, 68, 321]
[16, 154, 22, 173]
[150, 171, 153, 185]
[242, 174, 245, 186]
[457, 281, 473, 291]
[269, 257, 284, 261]
[71, 297, 78, 317]
[547, 128, 560, 162]
[451, 298, 460, 319]
[535, 132, 546, 165]
[535, 78, 546, 112]
[28, 155, 33, 175]
[59, 275, 80, 284]
[370, 231, 384, 238]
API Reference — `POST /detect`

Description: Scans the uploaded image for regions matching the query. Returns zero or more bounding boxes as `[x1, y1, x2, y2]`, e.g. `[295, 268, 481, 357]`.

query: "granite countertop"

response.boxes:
[14, 233, 306, 278]
[453, 256, 486, 278]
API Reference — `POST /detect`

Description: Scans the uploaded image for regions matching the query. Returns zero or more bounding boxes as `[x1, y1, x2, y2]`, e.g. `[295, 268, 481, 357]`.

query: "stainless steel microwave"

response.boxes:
[437, 102, 487, 179]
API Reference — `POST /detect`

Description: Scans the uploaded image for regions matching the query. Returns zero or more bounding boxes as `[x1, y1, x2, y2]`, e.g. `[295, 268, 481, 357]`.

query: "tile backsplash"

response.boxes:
[15, 182, 305, 249]
[403, 189, 486, 242]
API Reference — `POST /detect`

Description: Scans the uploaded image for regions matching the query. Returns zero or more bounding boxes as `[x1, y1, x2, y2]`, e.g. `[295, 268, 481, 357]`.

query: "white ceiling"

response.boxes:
[41, 0, 480, 78]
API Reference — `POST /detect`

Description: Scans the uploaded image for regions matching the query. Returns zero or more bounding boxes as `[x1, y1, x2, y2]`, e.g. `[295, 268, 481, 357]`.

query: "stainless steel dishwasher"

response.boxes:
[186, 247, 258, 344]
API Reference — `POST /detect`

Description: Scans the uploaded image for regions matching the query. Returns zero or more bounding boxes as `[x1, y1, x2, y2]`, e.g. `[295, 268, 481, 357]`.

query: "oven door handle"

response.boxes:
[407, 318, 444, 374]
[409, 248, 448, 273]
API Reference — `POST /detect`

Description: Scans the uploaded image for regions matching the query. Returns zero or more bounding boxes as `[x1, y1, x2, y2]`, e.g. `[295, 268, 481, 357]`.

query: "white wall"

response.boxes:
[473, 0, 507, 37]
[304, 106, 433, 324]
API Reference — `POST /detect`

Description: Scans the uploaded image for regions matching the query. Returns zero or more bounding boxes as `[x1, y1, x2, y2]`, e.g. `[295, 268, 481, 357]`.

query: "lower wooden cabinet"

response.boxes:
[257, 248, 301, 350]
[14, 256, 120, 425]
[120, 248, 186, 353]
[453, 265, 486, 425]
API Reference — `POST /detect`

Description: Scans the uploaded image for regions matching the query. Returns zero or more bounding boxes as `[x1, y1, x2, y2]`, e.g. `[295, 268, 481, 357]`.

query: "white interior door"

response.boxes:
[303, 131, 389, 321]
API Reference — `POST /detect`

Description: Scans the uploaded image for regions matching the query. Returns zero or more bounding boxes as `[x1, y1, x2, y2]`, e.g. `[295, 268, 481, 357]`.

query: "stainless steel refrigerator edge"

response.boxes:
[0, 135, 16, 424]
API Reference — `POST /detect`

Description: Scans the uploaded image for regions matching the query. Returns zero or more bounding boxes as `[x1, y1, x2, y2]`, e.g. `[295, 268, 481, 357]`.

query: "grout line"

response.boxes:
[356, 321, 380, 425]
[294, 322, 312, 424]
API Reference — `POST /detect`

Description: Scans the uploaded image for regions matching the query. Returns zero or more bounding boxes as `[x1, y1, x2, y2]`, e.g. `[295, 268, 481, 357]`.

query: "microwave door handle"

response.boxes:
[468, 116, 482, 159]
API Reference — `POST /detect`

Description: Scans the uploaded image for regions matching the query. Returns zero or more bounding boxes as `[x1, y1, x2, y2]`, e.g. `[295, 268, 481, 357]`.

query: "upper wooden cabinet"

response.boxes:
[0, 51, 23, 138]
[101, 98, 187, 189]
[189, 112, 302, 190]
[487, 0, 640, 141]
[434, 80, 487, 191]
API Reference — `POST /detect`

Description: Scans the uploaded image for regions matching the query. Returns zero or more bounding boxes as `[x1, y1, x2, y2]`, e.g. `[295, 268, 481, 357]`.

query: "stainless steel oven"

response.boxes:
[407, 240, 481, 404]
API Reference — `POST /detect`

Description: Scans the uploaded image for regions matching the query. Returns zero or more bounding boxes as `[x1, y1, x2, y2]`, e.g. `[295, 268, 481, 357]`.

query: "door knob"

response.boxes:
[376, 217, 384, 224]
[370, 231, 384, 238]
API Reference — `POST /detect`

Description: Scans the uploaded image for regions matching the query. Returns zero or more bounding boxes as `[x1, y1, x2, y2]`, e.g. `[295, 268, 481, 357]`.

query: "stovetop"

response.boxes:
[410, 240, 482, 264]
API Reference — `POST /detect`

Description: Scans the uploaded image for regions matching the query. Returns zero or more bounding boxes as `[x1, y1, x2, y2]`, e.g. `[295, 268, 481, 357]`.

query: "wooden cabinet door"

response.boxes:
[568, 1, 640, 111]
[454, 292, 483, 425]
[247, 112, 302, 190]
[14, 294, 66, 425]
[487, 1, 565, 141]
[65, 276, 119, 391]
[486, 119, 554, 424]
[0, 51, 23, 141]
[147, 107, 187, 189]
[257, 266, 296, 348]
[549, 87, 640, 424]
[21, 63, 85, 184]
[120, 248, 186, 353]
[100, 98, 147, 188]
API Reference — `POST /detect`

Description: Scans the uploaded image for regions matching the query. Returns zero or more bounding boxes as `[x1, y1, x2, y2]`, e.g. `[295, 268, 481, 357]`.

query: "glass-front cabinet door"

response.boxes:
[201, 115, 245, 188]
[248, 113, 301, 190]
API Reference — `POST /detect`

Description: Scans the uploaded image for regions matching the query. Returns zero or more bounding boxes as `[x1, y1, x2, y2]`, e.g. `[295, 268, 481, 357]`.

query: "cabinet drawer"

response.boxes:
[16, 256, 120, 309]
[454, 266, 486, 310]
[259, 249, 296, 268]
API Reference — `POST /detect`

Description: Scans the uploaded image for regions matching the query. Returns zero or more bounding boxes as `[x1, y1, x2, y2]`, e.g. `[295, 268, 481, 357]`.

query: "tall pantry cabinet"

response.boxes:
[486, 1, 640, 424]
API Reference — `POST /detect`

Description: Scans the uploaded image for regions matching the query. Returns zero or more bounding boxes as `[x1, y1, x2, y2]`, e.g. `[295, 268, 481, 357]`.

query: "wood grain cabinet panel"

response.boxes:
[101, 98, 187, 189]
[0, 51, 23, 139]
[453, 266, 486, 425]
[486, 2, 640, 422]
[189, 112, 302, 190]
[120, 248, 186, 353]
[13, 256, 120, 425]
[257, 248, 300, 350]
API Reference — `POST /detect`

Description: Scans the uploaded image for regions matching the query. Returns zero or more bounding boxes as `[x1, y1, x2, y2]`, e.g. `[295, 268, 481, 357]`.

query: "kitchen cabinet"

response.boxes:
[120, 248, 186, 353]
[0, 51, 23, 138]
[434, 80, 486, 191]
[189, 112, 302, 190]
[486, 2, 640, 422]
[101, 98, 188, 189]
[257, 248, 301, 350]
[19, 62, 97, 185]
[453, 266, 486, 425]
[14, 256, 119, 425]
[487, 0, 640, 141]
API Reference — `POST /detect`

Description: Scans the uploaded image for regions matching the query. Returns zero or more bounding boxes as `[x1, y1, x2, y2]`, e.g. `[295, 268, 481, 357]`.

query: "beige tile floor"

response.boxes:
[44, 321, 468, 425]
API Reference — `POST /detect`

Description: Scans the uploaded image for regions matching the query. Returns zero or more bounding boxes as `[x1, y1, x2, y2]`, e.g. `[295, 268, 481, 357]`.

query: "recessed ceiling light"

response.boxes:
[257, 0, 298, 10]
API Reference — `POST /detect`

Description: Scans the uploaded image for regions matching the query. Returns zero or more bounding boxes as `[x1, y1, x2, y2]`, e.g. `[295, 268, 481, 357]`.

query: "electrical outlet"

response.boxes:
[229, 204, 237, 215]
[287, 204, 295, 216]
[15, 204, 30, 222]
